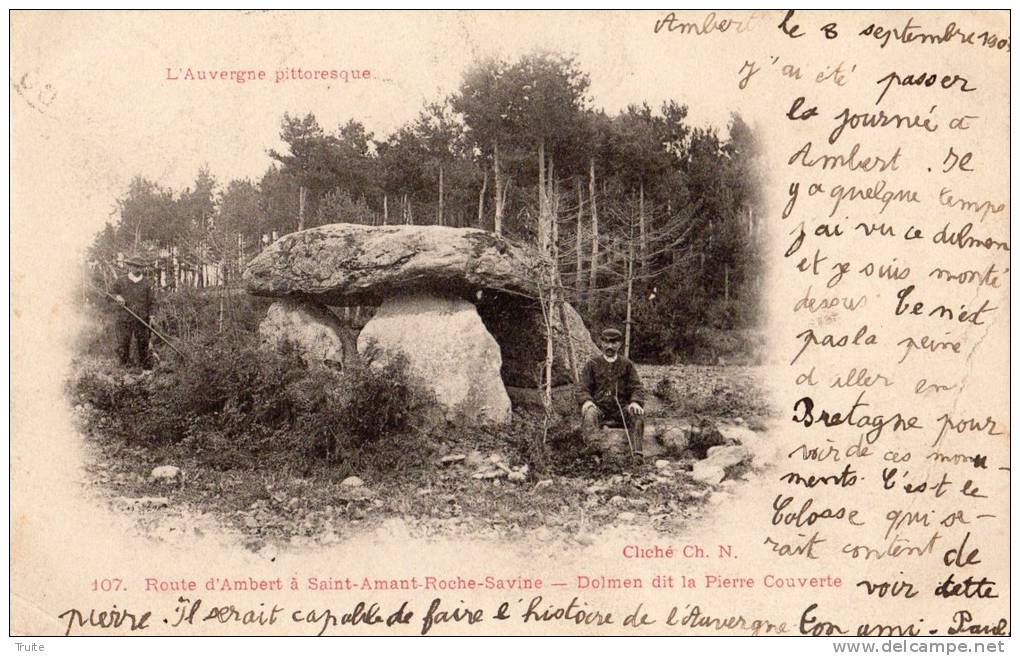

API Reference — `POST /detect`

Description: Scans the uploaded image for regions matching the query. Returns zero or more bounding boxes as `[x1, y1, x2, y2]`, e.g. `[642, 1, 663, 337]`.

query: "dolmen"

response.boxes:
[243, 224, 598, 426]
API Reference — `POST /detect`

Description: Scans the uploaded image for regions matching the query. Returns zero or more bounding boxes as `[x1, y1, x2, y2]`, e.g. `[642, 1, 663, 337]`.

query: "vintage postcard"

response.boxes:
[9, 10, 1010, 639]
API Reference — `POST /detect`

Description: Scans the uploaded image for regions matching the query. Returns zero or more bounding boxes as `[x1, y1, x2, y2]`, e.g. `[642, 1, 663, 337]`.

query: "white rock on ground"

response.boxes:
[705, 445, 752, 470]
[115, 496, 169, 509]
[358, 293, 511, 425]
[150, 465, 181, 481]
[691, 462, 726, 485]
[340, 476, 364, 488]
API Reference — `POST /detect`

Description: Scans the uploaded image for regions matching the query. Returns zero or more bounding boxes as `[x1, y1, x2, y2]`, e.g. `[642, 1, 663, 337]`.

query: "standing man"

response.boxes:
[578, 327, 646, 462]
[110, 257, 155, 369]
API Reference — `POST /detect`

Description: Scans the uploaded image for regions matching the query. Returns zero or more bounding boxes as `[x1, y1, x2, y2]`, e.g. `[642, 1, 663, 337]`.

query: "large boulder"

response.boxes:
[258, 298, 347, 365]
[357, 293, 511, 426]
[478, 296, 599, 388]
[244, 224, 546, 306]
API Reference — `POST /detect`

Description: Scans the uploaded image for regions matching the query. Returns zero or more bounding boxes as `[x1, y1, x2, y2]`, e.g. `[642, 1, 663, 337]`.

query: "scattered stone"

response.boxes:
[507, 470, 527, 483]
[471, 468, 506, 480]
[617, 512, 636, 522]
[533, 479, 554, 492]
[705, 444, 752, 470]
[716, 423, 757, 445]
[150, 465, 181, 482]
[688, 423, 727, 458]
[533, 527, 554, 542]
[465, 451, 484, 467]
[341, 476, 364, 488]
[654, 459, 670, 469]
[656, 425, 691, 453]
[440, 454, 466, 465]
[114, 496, 169, 509]
[691, 463, 726, 485]
[338, 486, 373, 501]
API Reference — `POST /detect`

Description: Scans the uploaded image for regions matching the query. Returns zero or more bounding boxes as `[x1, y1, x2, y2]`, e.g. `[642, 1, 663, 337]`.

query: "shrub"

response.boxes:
[294, 354, 435, 461]
[73, 370, 190, 444]
[74, 331, 437, 465]
[164, 331, 309, 432]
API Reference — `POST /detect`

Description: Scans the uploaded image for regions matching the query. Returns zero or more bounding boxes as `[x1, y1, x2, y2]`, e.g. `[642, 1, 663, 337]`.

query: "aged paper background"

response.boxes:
[10, 10, 1010, 636]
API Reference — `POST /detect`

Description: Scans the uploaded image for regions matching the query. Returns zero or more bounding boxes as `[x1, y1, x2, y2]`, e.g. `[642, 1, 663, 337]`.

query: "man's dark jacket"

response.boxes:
[111, 275, 154, 319]
[577, 355, 645, 412]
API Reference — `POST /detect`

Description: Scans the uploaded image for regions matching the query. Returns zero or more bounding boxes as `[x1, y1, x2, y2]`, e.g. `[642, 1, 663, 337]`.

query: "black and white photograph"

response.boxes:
[70, 47, 772, 551]
[11, 9, 1010, 639]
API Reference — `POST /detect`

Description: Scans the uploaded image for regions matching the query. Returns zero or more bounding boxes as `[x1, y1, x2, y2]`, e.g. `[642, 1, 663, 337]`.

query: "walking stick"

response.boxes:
[614, 383, 635, 457]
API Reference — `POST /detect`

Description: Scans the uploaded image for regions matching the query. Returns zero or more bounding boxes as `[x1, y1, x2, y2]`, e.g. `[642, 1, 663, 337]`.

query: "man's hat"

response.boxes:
[600, 328, 623, 342]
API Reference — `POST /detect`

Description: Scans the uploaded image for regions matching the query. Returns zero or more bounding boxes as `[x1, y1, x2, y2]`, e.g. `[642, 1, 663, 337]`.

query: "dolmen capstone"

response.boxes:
[243, 224, 599, 426]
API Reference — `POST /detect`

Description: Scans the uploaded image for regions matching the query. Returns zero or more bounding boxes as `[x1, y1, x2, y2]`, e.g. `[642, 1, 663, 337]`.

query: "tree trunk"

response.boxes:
[625, 223, 635, 359]
[538, 140, 547, 255]
[639, 180, 647, 273]
[297, 185, 306, 231]
[575, 178, 584, 292]
[557, 296, 579, 384]
[543, 284, 554, 411]
[493, 142, 504, 235]
[550, 159, 558, 247]
[724, 264, 730, 301]
[587, 157, 599, 312]
[477, 170, 488, 228]
[438, 164, 444, 226]
[383, 194, 388, 225]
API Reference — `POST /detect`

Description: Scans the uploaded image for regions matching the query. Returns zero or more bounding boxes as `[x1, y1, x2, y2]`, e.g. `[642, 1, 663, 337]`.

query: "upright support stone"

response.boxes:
[357, 293, 512, 426]
[258, 297, 346, 365]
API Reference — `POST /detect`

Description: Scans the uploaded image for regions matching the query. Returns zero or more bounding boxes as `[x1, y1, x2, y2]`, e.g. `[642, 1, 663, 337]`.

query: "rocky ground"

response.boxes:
[72, 361, 778, 556]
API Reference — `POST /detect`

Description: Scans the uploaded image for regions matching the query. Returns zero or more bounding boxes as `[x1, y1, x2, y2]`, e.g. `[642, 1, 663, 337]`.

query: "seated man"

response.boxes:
[577, 328, 645, 461]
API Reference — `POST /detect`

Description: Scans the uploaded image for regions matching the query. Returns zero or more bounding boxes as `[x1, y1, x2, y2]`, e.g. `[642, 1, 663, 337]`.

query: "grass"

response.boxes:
[69, 291, 775, 551]
[71, 355, 774, 551]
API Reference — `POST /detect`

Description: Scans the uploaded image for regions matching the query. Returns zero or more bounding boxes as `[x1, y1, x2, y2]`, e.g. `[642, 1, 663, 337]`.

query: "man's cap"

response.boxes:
[600, 328, 623, 342]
